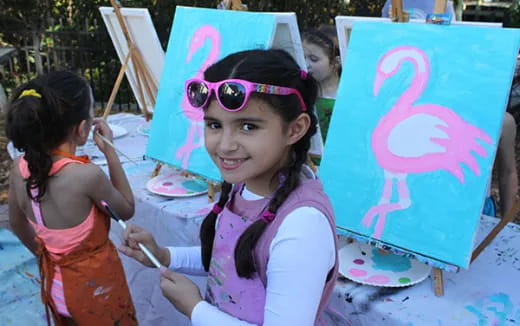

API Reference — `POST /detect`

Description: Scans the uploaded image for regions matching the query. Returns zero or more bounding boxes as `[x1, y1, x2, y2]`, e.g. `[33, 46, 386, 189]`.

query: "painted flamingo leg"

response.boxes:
[361, 175, 393, 227]
[371, 175, 411, 239]
[176, 124, 203, 169]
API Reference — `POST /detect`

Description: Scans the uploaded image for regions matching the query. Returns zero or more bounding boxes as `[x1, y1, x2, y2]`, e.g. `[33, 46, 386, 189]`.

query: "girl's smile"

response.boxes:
[219, 157, 248, 170]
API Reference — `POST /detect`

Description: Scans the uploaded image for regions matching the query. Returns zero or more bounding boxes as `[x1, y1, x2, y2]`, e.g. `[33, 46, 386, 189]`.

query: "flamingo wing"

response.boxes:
[387, 113, 449, 158]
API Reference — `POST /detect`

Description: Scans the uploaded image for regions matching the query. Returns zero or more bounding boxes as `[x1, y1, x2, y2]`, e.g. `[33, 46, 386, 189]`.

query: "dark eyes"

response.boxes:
[205, 121, 257, 132]
[206, 121, 220, 129]
[241, 123, 257, 131]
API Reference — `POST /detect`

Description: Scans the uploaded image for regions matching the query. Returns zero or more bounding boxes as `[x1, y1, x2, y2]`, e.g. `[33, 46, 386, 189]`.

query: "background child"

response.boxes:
[302, 27, 341, 143]
[120, 49, 338, 325]
[6, 71, 137, 325]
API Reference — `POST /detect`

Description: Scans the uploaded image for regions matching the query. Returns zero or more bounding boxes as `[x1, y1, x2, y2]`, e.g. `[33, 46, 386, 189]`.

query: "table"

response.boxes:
[327, 216, 520, 326]
[3, 113, 520, 325]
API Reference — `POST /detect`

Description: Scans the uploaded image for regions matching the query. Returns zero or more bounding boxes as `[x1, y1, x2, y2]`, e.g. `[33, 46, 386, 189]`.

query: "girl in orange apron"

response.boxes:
[6, 71, 137, 325]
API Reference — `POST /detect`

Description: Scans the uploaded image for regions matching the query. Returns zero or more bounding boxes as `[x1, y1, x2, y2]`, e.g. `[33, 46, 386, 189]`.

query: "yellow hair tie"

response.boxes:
[19, 89, 42, 99]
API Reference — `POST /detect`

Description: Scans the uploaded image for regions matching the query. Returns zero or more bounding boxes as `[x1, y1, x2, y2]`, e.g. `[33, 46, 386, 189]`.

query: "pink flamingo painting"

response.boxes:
[176, 25, 221, 168]
[362, 45, 493, 239]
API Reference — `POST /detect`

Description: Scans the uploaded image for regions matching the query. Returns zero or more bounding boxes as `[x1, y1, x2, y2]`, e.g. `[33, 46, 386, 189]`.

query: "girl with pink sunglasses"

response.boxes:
[121, 49, 338, 325]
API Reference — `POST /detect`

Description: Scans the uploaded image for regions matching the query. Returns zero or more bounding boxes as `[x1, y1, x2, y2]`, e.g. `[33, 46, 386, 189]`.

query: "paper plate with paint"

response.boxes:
[88, 124, 128, 141]
[137, 121, 151, 137]
[146, 171, 208, 198]
[338, 241, 431, 287]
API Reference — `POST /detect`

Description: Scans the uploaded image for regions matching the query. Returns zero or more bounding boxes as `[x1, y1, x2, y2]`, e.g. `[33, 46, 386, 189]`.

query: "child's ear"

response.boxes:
[286, 113, 311, 145]
[76, 119, 90, 141]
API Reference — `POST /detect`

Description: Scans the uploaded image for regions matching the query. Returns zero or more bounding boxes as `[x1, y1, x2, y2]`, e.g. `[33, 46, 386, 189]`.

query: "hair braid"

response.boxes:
[200, 181, 233, 271]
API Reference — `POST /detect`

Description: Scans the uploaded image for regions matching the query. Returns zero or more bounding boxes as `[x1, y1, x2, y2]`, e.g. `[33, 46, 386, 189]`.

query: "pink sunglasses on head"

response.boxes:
[185, 78, 307, 112]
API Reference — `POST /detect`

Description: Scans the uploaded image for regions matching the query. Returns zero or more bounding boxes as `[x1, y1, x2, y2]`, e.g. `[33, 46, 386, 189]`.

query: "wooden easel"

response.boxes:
[102, 0, 157, 121]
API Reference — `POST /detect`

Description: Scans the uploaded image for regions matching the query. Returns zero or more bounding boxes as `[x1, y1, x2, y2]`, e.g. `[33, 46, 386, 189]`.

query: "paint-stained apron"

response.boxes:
[21, 157, 137, 326]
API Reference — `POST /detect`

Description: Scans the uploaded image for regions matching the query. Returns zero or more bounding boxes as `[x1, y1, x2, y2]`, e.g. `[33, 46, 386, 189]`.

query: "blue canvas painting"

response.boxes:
[319, 21, 520, 268]
[146, 6, 277, 181]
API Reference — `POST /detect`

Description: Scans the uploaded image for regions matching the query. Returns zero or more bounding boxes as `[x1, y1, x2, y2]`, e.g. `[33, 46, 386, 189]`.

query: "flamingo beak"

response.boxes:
[373, 73, 385, 96]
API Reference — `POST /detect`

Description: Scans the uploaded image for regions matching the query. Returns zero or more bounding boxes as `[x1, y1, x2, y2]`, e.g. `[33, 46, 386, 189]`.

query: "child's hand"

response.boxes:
[159, 267, 202, 318]
[92, 119, 114, 154]
[118, 224, 169, 268]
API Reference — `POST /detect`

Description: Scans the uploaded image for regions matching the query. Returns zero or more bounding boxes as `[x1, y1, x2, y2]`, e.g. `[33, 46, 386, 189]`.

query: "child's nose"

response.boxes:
[218, 130, 238, 152]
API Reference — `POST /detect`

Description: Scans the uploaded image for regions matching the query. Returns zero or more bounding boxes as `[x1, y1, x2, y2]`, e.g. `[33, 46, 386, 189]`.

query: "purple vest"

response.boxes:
[205, 174, 338, 325]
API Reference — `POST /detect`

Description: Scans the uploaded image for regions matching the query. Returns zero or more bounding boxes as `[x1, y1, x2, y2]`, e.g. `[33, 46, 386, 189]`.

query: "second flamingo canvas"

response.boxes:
[319, 21, 520, 269]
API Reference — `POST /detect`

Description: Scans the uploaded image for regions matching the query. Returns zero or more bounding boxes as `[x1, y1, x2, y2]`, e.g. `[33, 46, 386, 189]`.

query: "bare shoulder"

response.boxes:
[501, 112, 516, 143]
[69, 163, 106, 183]
[58, 162, 108, 189]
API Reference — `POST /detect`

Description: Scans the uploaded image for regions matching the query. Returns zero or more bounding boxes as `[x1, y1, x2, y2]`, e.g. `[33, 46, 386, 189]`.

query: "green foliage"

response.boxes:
[505, 1, 520, 28]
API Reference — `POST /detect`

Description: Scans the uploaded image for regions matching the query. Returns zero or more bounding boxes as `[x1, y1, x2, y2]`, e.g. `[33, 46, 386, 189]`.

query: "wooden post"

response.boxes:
[432, 268, 444, 296]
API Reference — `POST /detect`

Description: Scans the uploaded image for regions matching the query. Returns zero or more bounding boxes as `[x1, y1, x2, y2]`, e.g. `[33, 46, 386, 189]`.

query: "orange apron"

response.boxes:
[21, 156, 137, 325]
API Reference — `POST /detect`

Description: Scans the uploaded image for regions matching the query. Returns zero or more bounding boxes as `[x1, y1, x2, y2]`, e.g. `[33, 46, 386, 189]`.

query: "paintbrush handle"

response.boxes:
[117, 219, 162, 269]
[101, 200, 162, 269]
[94, 131, 138, 165]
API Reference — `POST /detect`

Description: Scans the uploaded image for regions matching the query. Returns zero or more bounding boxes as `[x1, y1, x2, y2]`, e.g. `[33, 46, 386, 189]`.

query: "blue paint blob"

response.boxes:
[371, 248, 411, 272]
[181, 179, 207, 192]
[465, 293, 513, 326]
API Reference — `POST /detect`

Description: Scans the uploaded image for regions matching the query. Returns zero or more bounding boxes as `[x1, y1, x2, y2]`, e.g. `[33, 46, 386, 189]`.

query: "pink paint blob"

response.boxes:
[152, 186, 188, 194]
[348, 268, 367, 277]
[353, 259, 365, 265]
[365, 275, 390, 284]
[162, 182, 173, 186]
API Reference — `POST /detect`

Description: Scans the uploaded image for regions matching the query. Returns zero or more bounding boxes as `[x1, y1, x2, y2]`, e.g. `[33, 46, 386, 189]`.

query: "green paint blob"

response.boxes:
[398, 277, 411, 284]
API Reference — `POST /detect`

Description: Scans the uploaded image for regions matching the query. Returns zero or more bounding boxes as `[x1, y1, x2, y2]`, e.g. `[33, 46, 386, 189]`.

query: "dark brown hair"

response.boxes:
[6, 71, 91, 201]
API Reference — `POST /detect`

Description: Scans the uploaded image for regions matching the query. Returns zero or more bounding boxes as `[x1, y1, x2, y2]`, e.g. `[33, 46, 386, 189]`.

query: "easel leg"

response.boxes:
[472, 200, 520, 263]
[151, 163, 162, 178]
[432, 268, 444, 297]
[208, 182, 215, 203]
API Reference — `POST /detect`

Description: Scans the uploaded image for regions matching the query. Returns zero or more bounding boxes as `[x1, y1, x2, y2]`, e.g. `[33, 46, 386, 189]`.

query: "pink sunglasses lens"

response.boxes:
[187, 82, 209, 108]
[217, 82, 247, 111]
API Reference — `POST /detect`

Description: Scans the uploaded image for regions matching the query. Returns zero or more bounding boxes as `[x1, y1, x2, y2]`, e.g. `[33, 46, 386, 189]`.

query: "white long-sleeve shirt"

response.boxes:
[167, 186, 335, 326]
